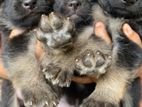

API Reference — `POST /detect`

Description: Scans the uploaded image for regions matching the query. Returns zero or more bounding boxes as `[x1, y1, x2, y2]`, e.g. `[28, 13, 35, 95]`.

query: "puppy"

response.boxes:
[36, 0, 142, 107]
[36, 12, 111, 86]
[78, 0, 142, 106]
[37, 1, 97, 106]
[0, 0, 60, 107]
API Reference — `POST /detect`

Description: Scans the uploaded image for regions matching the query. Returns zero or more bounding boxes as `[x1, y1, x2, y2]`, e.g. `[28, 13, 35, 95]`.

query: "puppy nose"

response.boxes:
[22, 0, 36, 10]
[68, 0, 81, 10]
[122, 0, 137, 5]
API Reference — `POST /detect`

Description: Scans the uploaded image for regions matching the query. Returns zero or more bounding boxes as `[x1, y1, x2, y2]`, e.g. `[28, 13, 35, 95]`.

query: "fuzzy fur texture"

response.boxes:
[36, 0, 142, 107]
[0, 0, 60, 107]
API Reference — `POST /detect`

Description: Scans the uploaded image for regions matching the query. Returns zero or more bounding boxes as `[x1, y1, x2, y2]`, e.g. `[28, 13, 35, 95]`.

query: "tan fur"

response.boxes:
[40, 23, 132, 105]
[92, 66, 133, 103]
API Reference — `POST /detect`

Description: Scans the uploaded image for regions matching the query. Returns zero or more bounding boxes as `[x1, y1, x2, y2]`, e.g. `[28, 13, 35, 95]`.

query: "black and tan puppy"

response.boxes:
[36, 0, 142, 107]
[37, 0, 98, 106]
[0, 0, 60, 107]
[36, 0, 97, 86]
[0, 0, 97, 107]
[77, 0, 142, 107]
[37, 12, 112, 86]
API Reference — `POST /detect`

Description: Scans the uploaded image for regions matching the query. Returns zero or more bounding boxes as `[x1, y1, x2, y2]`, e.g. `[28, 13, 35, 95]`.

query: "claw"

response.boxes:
[75, 58, 80, 62]
[45, 101, 49, 106]
[25, 101, 33, 106]
[67, 17, 70, 20]
[66, 82, 71, 87]
[108, 55, 112, 59]
[42, 68, 47, 72]
[52, 79, 59, 85]
[63, 17, 75, 32]
[49, 12, 63, 29]
[87, 53, 91, 56]
[96, 51, 101, 55]
[53, 102, 57, 106]
[45, 73, 51, 79]
[40, 14, 52, 32]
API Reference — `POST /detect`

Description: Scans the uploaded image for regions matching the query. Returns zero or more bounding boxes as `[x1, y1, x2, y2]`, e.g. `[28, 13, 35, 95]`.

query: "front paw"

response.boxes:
[36, 12, 75, 49]
[22, 84, 59, 107]
[43, 64, 72, 87]
[80, 98, 118, 107]
[75, 49, 112, 76]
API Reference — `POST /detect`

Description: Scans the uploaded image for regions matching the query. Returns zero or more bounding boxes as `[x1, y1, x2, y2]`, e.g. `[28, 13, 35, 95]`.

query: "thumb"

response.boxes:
[123, 23, 142, 48]
[94, 22, 112, 46]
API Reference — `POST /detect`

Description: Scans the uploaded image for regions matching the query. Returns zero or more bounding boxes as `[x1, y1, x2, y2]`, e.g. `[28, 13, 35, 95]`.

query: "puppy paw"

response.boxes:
[80, 98, 118, 107]
[42, 63, 72, 87]
[22, 83, 59, 107]
[75, 49, 112, 77]
[36, 13, 75, 49]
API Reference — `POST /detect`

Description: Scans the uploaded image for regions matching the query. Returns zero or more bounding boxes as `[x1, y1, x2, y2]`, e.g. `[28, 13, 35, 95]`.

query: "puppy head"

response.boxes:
[2, 0, 54, 29]
[53, 0, 96, 28]
[98, 0, 142, 18]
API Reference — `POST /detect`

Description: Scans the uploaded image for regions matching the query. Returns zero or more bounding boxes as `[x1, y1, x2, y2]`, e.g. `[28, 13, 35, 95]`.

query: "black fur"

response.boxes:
[53, 0, 95, 29]
[121, 77, 141, 107]
[0, 0, 53, 29]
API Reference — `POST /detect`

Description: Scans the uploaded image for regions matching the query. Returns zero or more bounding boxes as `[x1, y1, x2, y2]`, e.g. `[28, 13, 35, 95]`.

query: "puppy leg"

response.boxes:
[37, 13, 75, 87]
[2, 35, 59, 107]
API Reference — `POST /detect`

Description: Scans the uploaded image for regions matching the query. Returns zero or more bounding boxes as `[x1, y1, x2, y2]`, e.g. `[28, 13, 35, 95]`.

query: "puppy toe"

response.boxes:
[49, 12, 63, 30]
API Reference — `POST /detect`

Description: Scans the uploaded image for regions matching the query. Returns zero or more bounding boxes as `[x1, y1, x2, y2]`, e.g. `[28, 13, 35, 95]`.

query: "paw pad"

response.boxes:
[75, 49, 112, 76]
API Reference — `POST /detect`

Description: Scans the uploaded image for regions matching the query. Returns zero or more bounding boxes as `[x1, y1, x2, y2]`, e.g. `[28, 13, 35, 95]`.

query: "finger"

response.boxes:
[9, 28, 25, 39]
[94, 22, 112, 46]
[123, 23, 142, 48]
[35, 40, 44, 60]
[136, 65, 142, 77]
[72, 76, 97, 84]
